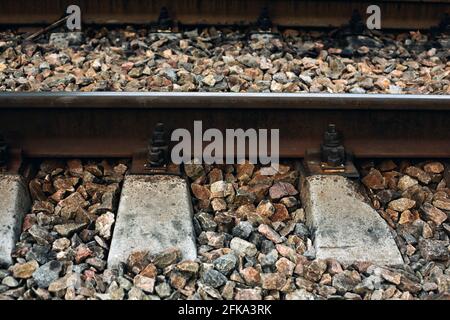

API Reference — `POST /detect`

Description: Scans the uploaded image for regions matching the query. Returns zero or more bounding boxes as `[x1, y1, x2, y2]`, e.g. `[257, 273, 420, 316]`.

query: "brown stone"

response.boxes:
[276, 244, 297, 262]
[241, 267, 261, 286]
[399, 210, 416, 224]
[405, 166, 431, 184]
[50, 190, 66, 203]
[234, 187, 256, 206]
[127, 250, 149, 273]
[235, 204, 256, 219]
[208, 168, 223, 184]
[362, 169, 385, 190]
[379, 268, 402, 285]
[176, 261, 200, 274]
[75, 244, 92, 264]
[191, 183, 211, 200]
[151, 247, 181, 269]
[22, 214, 36, 232]
[258, 224, 283, 243]
[235, 288, 262, 300]
[271, 203, 290, 222]
[269, 182, 298, 200]
[169, 271, 188, 289]
[53, 177, 79, 192]
[58, 192, 90, 219]
[255, 200, 275, 218]
[304, 259, 327, 282]
[32, 201, 54, 214]
[397, 175, 418, 191]
[433, 199, 450, 211]
[211, 198, 227, 211]
[424, 162, 444, 174]
[67, 159, 83, 177]
[378, 160, 397, 172]
[273, 170, 298, 185]
[29, 179, 46, 201]
[261, 273, 287, 290]
[327, 259, 343, 275]
[388, 198, 416, 212]
[12, 260, 39, 279]
[133, 275, 155, 293]
[386, 208, 399, 222]
[84, 163, 103, 177]
[248, 184, 270, 203]
[248, 173, 273, 187]
[276, 257, 295, 276]
[140, 263, 157, 278]
[383, 171, 400, 190]
[421, 203, 448, 226]
[236, 161, 255, 182]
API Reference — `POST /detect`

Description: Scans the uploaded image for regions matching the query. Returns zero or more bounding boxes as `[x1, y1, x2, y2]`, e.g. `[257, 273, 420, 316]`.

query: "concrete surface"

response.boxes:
[0, 174, 31, 266]
[301, 175, 404, 266]
[108, 175, 197, 268]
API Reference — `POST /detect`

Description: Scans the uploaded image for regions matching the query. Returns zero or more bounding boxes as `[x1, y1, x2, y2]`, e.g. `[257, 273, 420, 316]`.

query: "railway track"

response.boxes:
[0, 93, 449, 175]
[1, 0, 449, 30]
[0, 0, 449, 302]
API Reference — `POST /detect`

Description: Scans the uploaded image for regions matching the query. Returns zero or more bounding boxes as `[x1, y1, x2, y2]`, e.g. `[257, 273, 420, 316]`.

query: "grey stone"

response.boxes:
[0, 175, 31, 266]
[213, 254, 237, 275]
[201, 269, 227, 288]
[28, 225, 53, 246]
[108, 175, 196, 268]
[33, 261, 62, 288]
[49, 32, 83, 49]
[293, 223, 310, 239]
[230, 237, 258, 257]
[196, 212, 217, 231]
[151, 248, 181, 268]
[128, 287, 145, 300]
[259, 249, 278, 267]
[300, 175, 403, 265]
[332, 270, 361, 294]
[419, 239, 449, 261]
[232, 221, 253, 239]
[25, 245, 50, 265]
[0, 270, 9, 280]
[1, 276, 19, 288]
[54, 223, 86, 237]
[155, 282, 172, 298]
[87, 257, 107, 271]
[285, 289, 316, 300]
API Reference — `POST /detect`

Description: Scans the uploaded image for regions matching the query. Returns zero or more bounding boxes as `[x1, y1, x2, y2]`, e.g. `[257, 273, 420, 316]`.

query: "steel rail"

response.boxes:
[0, 92, 449, 162]
[0, 0, 449, 30]
[0, 93, 449, 110]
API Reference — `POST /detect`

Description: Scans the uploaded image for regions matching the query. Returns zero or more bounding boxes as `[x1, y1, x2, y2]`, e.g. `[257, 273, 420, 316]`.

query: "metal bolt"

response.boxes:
[349, 9, 364, 34]
[157, 7, 173, 31]
[438, 13, 449, 32]
[148, 123, 168, 167]
[321, 124, 345, 167]
[0, 135, 8, 167]
[257, 7, 272, 31]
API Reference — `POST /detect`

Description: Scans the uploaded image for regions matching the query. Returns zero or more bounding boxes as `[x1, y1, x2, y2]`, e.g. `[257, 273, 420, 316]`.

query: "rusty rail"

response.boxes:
[0, 93, 449, 164]
[0, 0, 449, 30]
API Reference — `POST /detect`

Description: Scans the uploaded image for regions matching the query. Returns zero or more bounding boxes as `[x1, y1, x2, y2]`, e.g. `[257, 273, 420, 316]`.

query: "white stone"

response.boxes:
[107, 175, 196, 268]
[0, 174, 31, 267]
[300, 175, 403, 266]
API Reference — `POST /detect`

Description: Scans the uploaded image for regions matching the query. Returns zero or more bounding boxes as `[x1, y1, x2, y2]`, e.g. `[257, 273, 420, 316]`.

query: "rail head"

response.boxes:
[0, 92, 449, 110]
